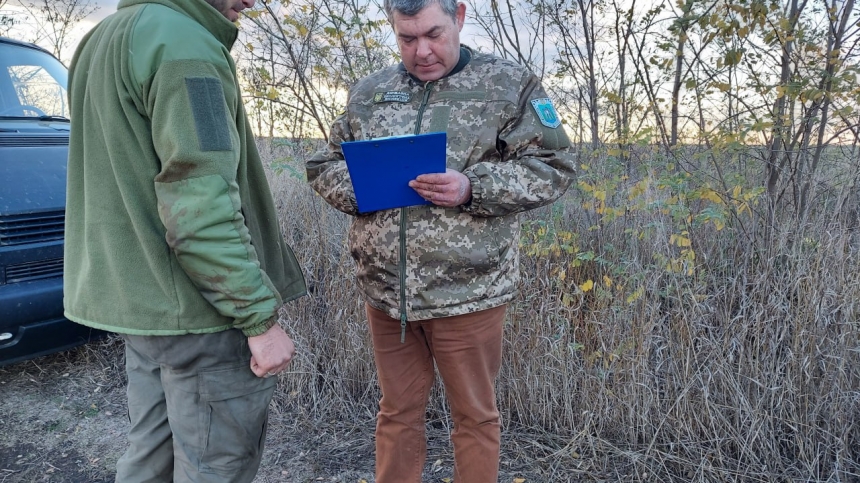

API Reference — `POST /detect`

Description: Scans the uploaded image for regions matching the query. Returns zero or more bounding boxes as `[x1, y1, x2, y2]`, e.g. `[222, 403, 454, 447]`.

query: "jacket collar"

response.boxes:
[117, 0, 238, 49]
[401, 45, 473, 84]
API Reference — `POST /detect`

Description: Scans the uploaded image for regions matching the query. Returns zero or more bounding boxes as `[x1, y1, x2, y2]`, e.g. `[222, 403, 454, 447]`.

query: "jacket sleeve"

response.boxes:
[461, 72, 576, 217]
[144, 59, 281, 337]
[305, 110, 362, 216]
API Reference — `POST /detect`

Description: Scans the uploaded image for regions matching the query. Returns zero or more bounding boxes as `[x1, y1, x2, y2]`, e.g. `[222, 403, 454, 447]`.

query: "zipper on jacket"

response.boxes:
[399, 81, 435, 343]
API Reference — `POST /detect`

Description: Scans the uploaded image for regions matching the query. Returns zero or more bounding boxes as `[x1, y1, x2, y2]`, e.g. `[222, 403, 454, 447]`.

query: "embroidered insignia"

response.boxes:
[530, 97, 562, 129]
[373, 91, 412, 103]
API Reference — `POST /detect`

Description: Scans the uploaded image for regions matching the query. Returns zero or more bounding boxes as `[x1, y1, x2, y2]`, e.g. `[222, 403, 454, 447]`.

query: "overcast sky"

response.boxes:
[77, 0, 487, 44]
[4, 0, 489, 60]
[88, 0, 120, 22]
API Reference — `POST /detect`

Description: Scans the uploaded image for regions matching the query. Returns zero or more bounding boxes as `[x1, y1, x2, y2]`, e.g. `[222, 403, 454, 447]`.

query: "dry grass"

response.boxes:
[5, 140, 853, 482]
[260, 139, 860, 482]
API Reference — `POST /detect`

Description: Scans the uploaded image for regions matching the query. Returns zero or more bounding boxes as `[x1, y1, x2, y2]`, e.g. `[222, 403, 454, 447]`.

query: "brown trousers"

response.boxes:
[366, 304, 506, 483]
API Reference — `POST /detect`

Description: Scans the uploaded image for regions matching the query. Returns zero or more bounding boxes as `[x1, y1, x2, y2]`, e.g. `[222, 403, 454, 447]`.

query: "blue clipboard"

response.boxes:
[342, 132, 447, 213]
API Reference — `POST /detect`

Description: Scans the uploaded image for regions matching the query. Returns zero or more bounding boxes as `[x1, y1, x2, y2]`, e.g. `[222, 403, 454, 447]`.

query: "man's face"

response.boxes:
[392, 2, 465, 82]
[205, 0, 255, 22]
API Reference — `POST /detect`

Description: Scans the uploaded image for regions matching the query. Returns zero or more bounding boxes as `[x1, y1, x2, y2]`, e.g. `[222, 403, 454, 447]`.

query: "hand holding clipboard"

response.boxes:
[341, 132, 447, 213]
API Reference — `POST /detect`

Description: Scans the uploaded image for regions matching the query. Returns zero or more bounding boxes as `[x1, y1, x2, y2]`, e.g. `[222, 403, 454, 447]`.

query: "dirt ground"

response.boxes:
[0, 337, 602, 483]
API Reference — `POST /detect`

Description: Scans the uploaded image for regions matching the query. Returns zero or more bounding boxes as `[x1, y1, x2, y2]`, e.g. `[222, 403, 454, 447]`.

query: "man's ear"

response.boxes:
[456, 2, 466, 30]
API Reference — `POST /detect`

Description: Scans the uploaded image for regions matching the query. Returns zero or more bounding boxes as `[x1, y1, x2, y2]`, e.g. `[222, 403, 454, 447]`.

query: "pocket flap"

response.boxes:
[198, 364, 276, 401]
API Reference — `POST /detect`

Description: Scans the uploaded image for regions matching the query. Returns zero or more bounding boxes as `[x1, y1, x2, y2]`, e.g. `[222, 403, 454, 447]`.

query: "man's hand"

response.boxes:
[409, 169, 471, 207]
[248, 323, 296, 378]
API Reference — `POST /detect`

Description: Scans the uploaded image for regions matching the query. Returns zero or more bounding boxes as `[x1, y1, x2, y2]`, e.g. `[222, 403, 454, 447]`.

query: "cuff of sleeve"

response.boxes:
[241, 316, 278, 337]
[461, 171, 482, 213]
[349, 197, 363, 215]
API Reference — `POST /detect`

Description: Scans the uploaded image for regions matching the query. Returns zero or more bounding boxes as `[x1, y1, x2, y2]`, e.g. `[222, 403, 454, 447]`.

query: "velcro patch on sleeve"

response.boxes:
[185, 77, 233, 152]
[530, 97, 562, 129]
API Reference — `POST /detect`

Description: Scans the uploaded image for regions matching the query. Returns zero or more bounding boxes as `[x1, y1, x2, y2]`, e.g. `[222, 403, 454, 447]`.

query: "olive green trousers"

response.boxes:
[115, 330, 276, 483]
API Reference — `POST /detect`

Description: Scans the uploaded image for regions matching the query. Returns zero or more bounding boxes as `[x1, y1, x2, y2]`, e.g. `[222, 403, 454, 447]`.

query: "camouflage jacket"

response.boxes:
[307, 46, 575, 323]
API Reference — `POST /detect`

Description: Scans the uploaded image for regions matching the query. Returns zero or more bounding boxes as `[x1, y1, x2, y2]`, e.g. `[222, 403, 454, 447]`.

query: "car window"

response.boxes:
[0, 42, 68, 119]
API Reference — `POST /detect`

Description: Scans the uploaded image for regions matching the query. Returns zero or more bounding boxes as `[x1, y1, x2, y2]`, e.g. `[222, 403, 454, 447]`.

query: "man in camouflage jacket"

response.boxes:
[306, 0, 575, 481]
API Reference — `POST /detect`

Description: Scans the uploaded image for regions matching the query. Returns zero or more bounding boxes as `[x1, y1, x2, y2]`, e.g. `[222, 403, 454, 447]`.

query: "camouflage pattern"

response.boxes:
[307, 46, 575, 321]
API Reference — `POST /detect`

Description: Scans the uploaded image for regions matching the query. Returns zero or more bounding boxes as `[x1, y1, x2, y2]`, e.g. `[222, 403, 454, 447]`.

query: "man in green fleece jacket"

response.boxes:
[65, 0, 307, 481]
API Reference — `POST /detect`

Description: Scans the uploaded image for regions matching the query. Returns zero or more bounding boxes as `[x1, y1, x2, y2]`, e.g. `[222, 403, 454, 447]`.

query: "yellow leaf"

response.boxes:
[629, 179, 648, 198]
[776, 85, 786, 98]
[514, 478, 527, 483]
[700, 188, 723, 204]
[626, 286, 644, 304]
[669, 234, 691, 247]
[579, 279, 594, 292]
[561, 292, 575, 306]
[442, 479, 452, 483]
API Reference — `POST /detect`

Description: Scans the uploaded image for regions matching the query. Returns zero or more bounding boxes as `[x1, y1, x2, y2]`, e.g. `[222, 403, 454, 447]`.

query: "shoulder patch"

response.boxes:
[373, 91, 412, 103]
[186, 77, 232, 152]
[530, 98, 562, 129]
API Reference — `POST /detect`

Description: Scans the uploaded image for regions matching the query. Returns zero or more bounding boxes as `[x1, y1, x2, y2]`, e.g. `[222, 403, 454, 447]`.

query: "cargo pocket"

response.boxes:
[197, 364, 277, 475]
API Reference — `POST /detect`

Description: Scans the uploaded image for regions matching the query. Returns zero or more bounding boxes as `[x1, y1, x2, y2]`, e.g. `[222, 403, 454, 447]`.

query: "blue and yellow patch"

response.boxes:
[530, 97, 562, 129]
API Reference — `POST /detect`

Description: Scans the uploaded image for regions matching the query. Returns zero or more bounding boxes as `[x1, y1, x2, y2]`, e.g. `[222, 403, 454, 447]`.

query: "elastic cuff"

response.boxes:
[241, 316, 278, 337]
[461, 171, 482, 213]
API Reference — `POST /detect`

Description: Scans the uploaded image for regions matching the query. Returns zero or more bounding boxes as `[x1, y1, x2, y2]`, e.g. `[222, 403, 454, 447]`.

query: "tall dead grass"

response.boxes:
[260, 140, 860, 481]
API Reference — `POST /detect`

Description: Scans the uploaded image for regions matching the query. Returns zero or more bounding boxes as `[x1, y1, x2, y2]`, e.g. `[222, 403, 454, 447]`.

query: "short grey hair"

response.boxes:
[384, 0, 458, 21]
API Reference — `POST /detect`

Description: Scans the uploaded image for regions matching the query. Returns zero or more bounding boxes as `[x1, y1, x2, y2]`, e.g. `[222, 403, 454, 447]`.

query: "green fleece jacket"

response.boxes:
[64, 0, 306, 337]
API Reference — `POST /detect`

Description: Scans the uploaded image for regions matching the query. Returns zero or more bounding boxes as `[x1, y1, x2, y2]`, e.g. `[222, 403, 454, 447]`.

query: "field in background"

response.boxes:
[261, 138, 860, 482]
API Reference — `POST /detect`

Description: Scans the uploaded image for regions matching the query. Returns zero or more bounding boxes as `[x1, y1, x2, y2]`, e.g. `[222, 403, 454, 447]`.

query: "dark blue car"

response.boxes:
[0, 36, 104, 366]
